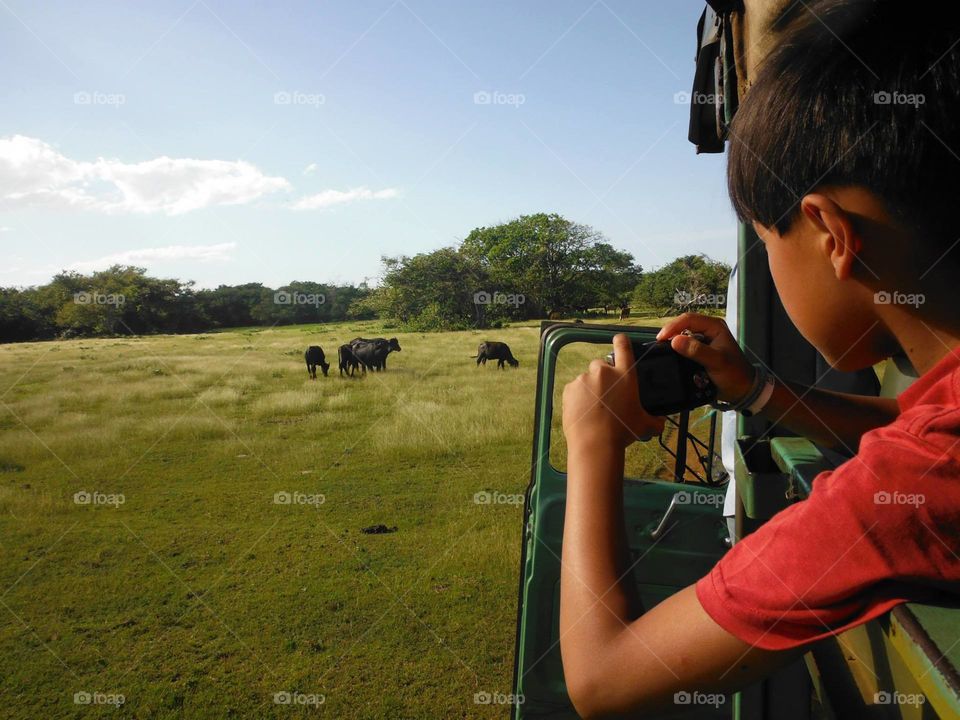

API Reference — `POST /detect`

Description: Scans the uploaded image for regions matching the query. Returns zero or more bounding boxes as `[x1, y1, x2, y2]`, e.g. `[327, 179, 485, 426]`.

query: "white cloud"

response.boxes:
[302, 162, 318, 176]
[68, 242, 237, 272]
[291, 186, 399, 210]
[0, 135, 290, 215]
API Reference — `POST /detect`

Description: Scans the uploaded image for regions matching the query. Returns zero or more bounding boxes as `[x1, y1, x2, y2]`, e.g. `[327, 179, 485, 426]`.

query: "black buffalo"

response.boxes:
[338, 344, 361, 376]
[350, 337, 402, 372]
[305, 346, 330, 378]
[473, 341, 519, 369]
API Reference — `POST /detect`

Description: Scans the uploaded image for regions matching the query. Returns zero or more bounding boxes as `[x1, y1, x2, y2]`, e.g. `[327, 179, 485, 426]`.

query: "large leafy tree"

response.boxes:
[461, 213, 639, 315]
[632, 255, 731, 314]
[51, 266, 196, 336]
[0, 288, 57, 341]
[576, 242, 642, 311]
[360, 248, 489, 330]
[463, 213, 574, 315]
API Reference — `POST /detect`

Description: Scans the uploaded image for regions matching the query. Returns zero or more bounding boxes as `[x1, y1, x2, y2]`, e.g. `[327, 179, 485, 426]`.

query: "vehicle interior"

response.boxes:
[511, 2, 960, 718]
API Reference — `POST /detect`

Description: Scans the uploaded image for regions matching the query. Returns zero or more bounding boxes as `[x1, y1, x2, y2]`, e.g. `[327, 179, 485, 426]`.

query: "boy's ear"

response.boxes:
[799, 193, 862, 280]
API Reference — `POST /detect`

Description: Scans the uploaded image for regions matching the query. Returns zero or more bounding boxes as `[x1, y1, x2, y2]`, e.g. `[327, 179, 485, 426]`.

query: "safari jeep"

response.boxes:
[511, 2, 960, 718]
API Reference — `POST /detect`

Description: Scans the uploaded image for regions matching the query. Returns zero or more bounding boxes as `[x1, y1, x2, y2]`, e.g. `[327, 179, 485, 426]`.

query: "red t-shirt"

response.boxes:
[696, 348, 960, 650]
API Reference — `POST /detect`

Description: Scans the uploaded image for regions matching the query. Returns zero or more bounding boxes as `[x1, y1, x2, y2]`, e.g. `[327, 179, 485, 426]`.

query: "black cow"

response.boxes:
[350, 337, 402, 371]
[304, 346, 330, 379]
[350, 337, 401, 350]
[473, 341, 519, 369]
[338, 344, 361, 376]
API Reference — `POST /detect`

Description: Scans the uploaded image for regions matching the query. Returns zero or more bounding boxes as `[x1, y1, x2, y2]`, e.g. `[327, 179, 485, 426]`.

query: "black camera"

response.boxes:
[605, 340, 716, 416]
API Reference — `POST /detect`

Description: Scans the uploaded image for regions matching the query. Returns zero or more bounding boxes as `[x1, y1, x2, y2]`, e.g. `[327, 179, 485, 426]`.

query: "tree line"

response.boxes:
[356, 213, 731, 330]
[0, 268, 372, 342]
[0, 213, 731, 342]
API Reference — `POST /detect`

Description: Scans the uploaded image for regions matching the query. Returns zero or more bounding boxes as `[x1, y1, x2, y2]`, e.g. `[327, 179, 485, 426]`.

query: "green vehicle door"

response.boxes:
[512, 322, 731, 719]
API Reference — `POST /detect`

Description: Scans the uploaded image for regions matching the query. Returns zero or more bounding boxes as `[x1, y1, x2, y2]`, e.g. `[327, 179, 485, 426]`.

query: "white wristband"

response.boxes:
[745, 373, 775, 416]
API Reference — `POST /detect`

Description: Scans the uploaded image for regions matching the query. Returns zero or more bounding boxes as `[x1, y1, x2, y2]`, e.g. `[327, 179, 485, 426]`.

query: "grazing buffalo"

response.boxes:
[351, 337, 402, 372]
[304, 346, 330, 379]
[473, 341, 519, 369]
[338, 344, 361, 376]
[349, 337, 401, 352]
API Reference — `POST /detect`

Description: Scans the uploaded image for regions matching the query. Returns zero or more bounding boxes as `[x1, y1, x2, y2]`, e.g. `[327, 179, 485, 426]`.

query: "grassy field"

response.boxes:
[0, 315, 701, 719]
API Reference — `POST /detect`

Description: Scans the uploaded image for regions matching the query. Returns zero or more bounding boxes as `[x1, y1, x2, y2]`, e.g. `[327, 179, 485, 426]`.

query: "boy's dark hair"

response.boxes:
[727, 0, 960, 249]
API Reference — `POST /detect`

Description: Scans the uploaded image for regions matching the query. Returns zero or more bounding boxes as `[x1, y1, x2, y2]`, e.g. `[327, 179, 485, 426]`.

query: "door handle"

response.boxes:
[650, 494, 682, 541]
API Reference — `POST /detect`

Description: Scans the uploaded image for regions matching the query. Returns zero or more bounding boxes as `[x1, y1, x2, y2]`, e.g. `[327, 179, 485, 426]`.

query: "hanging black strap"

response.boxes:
[688, 2, 740, 153]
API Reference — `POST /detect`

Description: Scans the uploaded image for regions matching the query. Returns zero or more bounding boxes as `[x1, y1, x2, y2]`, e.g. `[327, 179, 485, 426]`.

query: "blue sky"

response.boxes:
[0, 0, 736, 289]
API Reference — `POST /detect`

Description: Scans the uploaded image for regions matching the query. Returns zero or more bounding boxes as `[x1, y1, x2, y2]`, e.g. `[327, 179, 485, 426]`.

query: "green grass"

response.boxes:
[0, 315, 700, 718]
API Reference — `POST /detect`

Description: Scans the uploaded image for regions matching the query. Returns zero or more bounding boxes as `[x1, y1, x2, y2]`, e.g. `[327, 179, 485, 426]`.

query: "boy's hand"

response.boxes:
[562, 334, 666, 450]
[657, 313, 755, 404]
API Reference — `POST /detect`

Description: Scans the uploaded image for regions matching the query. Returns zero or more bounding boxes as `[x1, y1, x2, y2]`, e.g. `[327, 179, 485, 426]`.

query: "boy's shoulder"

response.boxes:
[869, 348, 960, 463]
[819, 348, 960, 506]
[695, 349, 960, 651]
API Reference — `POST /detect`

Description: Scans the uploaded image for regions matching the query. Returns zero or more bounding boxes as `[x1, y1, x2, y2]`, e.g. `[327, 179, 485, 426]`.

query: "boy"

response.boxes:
[559, 1, 960, 716]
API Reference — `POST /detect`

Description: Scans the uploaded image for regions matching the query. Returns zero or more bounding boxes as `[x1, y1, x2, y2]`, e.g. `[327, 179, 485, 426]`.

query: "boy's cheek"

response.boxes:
[764, 222, 894, 370]
[820, 321, 892, 371]
[781, 281, 890, 371]
[768, 259, 817, 337]
[768, 241, 853, 360]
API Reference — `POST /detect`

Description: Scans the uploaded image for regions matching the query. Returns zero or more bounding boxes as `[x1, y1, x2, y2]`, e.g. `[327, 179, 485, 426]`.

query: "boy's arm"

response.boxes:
[560, 335, 802, 717]
[658, 313, 898, 451]
[752, 378, 898, 452]
[561, 439, 802, 717]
